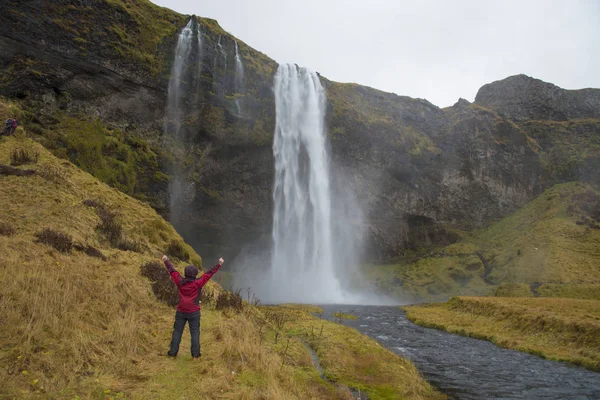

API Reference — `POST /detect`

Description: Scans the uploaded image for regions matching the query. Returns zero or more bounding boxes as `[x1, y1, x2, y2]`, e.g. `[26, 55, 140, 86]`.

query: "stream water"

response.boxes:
[320, 305, 600, 400]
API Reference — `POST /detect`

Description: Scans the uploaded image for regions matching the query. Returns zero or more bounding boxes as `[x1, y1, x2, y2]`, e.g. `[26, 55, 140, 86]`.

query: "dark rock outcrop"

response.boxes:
[475, 74, 600, 121]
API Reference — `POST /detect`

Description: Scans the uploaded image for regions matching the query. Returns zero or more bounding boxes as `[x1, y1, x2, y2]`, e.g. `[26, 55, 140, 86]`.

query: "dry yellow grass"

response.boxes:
[405, 296, 600, 371]
[0, 135, 442, 399]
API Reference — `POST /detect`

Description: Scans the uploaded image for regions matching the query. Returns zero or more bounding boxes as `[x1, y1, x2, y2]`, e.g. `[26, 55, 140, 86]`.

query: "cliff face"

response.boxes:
[1, 0, 598, 263]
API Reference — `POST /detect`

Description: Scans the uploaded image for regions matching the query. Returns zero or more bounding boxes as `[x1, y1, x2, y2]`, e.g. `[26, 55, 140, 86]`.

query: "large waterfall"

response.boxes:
[267, 64, 344, 304]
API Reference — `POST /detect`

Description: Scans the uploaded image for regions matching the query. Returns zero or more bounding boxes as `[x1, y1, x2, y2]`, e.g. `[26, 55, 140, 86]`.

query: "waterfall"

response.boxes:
[212, 35, 228, 96]
[234, 40, 245, 115]
[234, 41, 244, 90]
[164, 18, 203, 226]
[164, 19, 194, 139]
[266, 63, 344, 304]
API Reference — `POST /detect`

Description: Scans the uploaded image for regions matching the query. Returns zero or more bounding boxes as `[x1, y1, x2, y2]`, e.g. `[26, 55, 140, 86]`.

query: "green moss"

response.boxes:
[17, 110, 168, 208]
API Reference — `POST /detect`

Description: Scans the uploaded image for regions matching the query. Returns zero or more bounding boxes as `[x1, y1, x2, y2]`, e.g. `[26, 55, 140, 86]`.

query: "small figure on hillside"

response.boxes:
[3, 118, 12, 136]
[162, 254, 224, 359]
[10, 118, 18, 135]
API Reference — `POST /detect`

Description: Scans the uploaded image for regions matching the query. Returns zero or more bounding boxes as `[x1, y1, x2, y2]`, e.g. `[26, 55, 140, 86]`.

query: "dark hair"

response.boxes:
[178, 265, 199, 287]
[178, 277, 196, 286]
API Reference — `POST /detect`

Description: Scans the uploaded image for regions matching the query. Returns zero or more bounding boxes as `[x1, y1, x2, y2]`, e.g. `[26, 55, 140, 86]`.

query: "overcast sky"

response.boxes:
[152, 0, 599, 107]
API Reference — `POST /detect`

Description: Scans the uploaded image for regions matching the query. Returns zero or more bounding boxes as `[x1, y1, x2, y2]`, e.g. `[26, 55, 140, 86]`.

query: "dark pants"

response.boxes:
[168, 310, 201, 358]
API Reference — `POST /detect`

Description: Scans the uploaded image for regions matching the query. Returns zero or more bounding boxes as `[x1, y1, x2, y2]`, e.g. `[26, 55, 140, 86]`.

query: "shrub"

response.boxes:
[10, 148, 38, 166]
[0, 222, 16, 236]
[83, 245, 107, 260]
[73, 243, 107, 261]
[215, 289, 243, 312]
[35, 228, 73, 253]
[166, 240, 189, 261]
[201, 285, 216, 305]
[140, 261, 178, 306]
[96, 206, 122, 246]
[140, 261, 165, 281]
[82, 199, 102, 208]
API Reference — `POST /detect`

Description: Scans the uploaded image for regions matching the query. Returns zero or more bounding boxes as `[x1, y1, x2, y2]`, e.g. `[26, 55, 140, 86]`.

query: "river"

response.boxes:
[320, 305, 600, 400]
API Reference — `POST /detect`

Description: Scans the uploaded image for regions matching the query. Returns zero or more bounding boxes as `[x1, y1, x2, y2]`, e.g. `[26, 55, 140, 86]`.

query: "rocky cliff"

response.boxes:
[1, 0, 598, 263]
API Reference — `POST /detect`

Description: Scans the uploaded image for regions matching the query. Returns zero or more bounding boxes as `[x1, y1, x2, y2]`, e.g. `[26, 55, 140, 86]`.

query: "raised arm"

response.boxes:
[162, 255, 181, 285]
[197, 258, 224, 288]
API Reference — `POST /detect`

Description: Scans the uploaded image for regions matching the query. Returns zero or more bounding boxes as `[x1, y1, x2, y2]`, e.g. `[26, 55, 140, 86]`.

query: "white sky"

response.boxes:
[152, 0, 600, 107]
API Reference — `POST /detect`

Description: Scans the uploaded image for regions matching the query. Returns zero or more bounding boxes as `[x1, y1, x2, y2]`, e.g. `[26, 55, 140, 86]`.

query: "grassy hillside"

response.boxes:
[405, 297, 600, 371]
[366, 182, 600, 302]
[0, 134, 442, 399]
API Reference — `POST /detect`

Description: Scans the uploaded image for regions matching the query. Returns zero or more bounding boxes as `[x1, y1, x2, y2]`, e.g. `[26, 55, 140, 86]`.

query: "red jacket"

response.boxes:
[164, 260, 221, 313]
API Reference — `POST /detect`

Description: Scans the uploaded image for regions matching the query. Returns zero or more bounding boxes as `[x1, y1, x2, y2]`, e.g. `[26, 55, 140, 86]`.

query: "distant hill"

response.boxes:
[369, 182, 600, 302]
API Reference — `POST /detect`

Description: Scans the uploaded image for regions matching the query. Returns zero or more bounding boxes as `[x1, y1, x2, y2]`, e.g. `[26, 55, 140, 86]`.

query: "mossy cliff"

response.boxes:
[368, 182, 600, 302]
[1, 0, 598, 265]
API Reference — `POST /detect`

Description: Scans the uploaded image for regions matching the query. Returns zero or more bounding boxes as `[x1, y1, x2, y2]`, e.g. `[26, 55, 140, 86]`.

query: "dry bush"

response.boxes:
[140, 260, 166, 281]
[82, 199, 102, 208]
[140, 260, 179, 306]
[35, 228, 73, 253]
[96, 205, 122, 247]
[10, 147, 38, 166]
[73, 243, 107, 261]
[215, 289, 244, 312]
[264, 309, 290, 331]
[0, 221, 16, 236]
[202, 285, 216, 305]
[166, 240, 189, 261]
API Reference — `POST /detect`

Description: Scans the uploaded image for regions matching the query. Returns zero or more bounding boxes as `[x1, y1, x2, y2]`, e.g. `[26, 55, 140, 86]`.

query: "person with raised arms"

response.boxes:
[162, 254, 223, 359]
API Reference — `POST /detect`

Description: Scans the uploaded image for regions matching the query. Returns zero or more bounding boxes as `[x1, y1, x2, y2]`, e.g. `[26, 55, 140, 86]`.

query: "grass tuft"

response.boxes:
[10, 148, 38, 166]
[0, 222, 16, 236]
